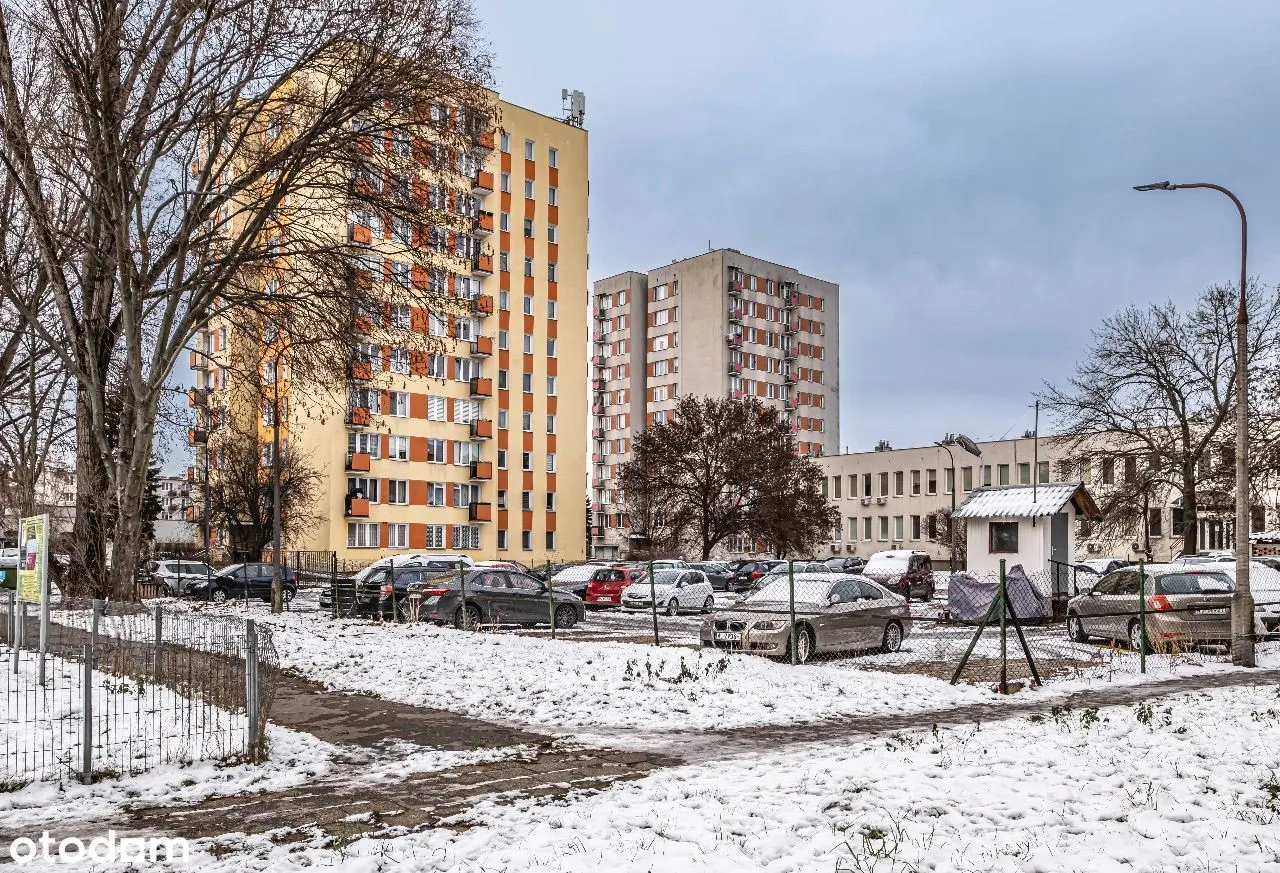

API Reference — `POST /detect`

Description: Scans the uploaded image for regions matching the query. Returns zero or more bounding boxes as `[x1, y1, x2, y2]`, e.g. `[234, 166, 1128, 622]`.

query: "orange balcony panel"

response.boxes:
[468, 502, 493, 522]
[346, 496, 370, 517]
[189, 350, 208, 370]
[472, 254, 493, 276]
[470, 461, 493, 480]
[474, 129, 495, 150]
[354, 315, 373, 334]
[347, 407, 371, 427]
[186, 466, 196, 483]
[472, 294, 494, 315]
[350, 360, 372, 380]
[470, 419, 494, 440]
[469, 377, 493, 397]
[475, 211, 494, 234]
[471, 335, 494, 357]
[346, 451, 371, 472]
[472, 171, 494, 194]
[349, 223, 372, 245]
[187, 428, 207, 446]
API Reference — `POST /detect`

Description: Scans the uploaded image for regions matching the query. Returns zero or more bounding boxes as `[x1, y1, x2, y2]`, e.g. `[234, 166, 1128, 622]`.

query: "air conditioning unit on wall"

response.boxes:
[876, 497, 887, 505]
[846, 544, 857, 553]
[860, 497, 872, 506]
[830, 543, 840, 553]
[1087, 543, 1102, 553]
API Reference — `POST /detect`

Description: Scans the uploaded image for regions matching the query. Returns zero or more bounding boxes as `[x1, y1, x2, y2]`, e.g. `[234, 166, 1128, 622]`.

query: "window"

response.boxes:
[522, 451, 532, 471]
[548, 186, 557, 206]
[1172, 506, 1186, 537]
[522, 333, 533, 354]
[456, 358, 481, 381]
[500, 172, 510, 193]
[427, 482, 445, 506]
[910, 515, 921, 540]
[546, 414, 556, 434]
[981, 465, 992, 486]
[498, 369, 508, 390]
[497, 409, 509, 429]
[348, 432, 381, 458]
[522, 411, 532, 432]
[499, 212, 510, 232]
[452, 525, 480, 550]
[389, 435, 408, 461]
[547, 262, 557, 282]
[546, 453, 556, 472]
[500, 131, 510, 152]
[892, 516, 904, 541]
[547, 224, 557, 244]
[523, 217, 533, 238]
[426, 395, 446, 421]
[347, 522, 379, 548]
[894, 471, 904, 497]
[497, 448, 508, 469]
[500, 252, 509, 273]
[390, 304, 411, 330]
[388, 524, 408, 549]
[548, 299, 557, 319]
[347, 477, 378, 502]
[926, 469, 937, 495]
[522, 373, 532, 392]
[453, 398, 480, 424]
[1124, 455, 1137, 483]
[911, 471, 921, 496]
[879, 472, 889, 497]
[523, 179, 534, 199]
[498, 330, 509, 350]
[524, 139, 534, 160]
[547, 338, 557, 357]
[878, 516, 889, 541]
[862, 517, 873, 541]
[497, 530, 508, 550]
[521, 530, 532, 551]
[1101, 457, 1115, 485]
[861, 474, 872, 498]
[546, 531, 556, 551]
[389, 348, 409, 374]
[944, 468, 954, 494]
[548, 146, 557, 168]
[387, 391, 408, 417]
[523, 294, 534, 315]
[454, 442, 481, 465]
[997, 464, 1010, 486]
[832, 476, 842, 500]
[546, 493, 556, 511]
[1038, 461, 1051, 484]
[1148, 508, 1163, 538]
[989, 521, 1019, 553]
[427, 438, 446, 463]
[547, 376, 557, 395]
[452, 483, 477, 507]
[520, 491, 532, 511]
[962, 466, 973, 492]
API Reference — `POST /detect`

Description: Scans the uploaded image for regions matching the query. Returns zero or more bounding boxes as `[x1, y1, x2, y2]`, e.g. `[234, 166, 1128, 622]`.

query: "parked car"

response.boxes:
[192, 563, 298, 603]
[825, 556, 867, 574]
[404, 568, 585, 628]
[1221, 562, 1280, 637]
[701, 574, 911, 663]
[584, 565, 646, 608]
[547, 563, 604, 597]
[688, 562, 733, 591]
[319, 555, 468, 611]
[861, 550, 936, 601]
[1066, 564, 1235, 650]
[145, 559, 217, 597]
[1078, 558, 1131, 575]
[620, 569, 715, 615]
[726, 560, 784, 592]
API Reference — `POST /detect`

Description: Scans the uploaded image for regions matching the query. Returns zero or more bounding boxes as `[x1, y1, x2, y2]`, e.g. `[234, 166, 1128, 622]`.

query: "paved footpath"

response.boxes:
[114, 666, 1280, 851]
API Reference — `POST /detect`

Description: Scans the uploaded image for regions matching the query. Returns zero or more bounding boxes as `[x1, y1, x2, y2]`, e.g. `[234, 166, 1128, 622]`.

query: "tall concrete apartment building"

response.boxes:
[590, 249, 840, 559]
[189, 92, 588, 566]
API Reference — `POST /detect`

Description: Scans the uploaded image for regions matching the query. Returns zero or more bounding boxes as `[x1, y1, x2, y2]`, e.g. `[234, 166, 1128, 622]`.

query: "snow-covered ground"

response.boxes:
[162, 677, 1280, 872]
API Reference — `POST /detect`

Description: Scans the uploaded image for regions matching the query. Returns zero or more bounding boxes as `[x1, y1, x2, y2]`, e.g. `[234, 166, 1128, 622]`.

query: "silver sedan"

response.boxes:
[700, 574, 911, 664]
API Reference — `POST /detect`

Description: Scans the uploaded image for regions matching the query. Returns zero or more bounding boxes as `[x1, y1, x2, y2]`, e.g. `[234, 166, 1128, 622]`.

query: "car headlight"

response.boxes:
[752, 620, 785, 631]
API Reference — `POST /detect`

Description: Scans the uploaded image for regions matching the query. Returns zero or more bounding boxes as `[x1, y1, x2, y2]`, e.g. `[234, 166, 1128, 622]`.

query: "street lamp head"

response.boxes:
[1133, 181, 1174, 192]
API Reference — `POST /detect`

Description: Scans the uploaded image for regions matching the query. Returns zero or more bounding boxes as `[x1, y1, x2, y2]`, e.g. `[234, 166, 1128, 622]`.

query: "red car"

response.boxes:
[584, 566, 646, 608]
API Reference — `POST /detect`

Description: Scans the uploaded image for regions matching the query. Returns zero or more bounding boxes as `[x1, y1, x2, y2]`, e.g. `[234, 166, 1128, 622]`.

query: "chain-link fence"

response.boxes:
[0, 593, 277, 786]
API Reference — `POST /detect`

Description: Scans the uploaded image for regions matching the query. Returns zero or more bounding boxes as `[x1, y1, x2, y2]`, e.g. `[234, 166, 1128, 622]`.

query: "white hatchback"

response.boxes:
[621, 568, 715, 616]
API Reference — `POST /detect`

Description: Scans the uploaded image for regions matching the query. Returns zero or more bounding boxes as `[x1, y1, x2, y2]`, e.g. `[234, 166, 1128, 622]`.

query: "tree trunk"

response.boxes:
[70, 383, 109, 599]
[106, 419, 155, 601]
[1181, 466, 1199, 557]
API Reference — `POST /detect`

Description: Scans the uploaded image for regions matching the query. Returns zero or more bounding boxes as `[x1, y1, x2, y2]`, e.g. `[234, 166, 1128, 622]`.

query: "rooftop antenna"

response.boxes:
[561, 89, 585, 127]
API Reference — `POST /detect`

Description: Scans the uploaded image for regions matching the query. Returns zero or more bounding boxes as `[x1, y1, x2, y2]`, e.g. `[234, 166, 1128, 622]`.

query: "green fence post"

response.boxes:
[458, 560, 469, 631]
[998, 558, 1008, 694]
[648, 559, 658, 646]
[546, 560, 556, 639]
[1138, 559, 1147, 673]
[788, 559, 797, 665]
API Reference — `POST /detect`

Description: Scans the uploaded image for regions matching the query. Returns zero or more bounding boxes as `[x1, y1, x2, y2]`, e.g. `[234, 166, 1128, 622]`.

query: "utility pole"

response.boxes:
[935, 434, 982, 573]
[270, 351, 284, 614]
[1134, 181, 1253, 667]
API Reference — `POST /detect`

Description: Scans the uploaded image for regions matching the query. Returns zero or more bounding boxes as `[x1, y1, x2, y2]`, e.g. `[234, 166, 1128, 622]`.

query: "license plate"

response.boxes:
[714, 632, 742, 642]
[1194, 608, 1227, 615]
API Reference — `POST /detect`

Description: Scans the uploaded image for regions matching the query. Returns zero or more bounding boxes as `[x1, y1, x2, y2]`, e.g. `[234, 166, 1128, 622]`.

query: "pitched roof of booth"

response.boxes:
[952, 482, 1101, 520]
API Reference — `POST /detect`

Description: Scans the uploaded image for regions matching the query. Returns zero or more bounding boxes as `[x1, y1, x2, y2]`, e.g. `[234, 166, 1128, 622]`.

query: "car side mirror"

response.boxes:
[827, 593, 840, 605]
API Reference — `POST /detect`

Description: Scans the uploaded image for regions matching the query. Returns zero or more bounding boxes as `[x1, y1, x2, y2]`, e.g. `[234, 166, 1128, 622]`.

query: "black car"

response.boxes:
[321, 558, 464, 613]
[404, 568, 585, 628]
[726, 560, 784, 592]
[688, 562, 733, 591]
[824, 556, 867, 574]
[194, 563, 298, 603]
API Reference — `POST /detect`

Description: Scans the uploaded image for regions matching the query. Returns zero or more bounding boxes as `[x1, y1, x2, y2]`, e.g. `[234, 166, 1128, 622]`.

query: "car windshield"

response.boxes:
[746, 578, 832, 603]
[1157, 572, 1234, 594]
[643, 570, 682, 586]
[593, 569, 628, 582]
[864, 556, 910, 574]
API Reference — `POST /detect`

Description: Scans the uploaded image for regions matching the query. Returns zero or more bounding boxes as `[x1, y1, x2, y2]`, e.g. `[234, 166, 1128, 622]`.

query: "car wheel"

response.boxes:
[1067, 613, 1090, 643]
[454, 602, 483, 630]
[880, 621, 904, 654]
[921, 586, 934, 603]
[160, 583, 174, 598]
[1128, 619, 1145, 653]
[785, 625, 814, 664]
[553, 604, 578, 629]
[666, 598, 680, 616]
[702, 595, 714, 613]
[210, 587, 228, 604]
[283, 587, 295, 603]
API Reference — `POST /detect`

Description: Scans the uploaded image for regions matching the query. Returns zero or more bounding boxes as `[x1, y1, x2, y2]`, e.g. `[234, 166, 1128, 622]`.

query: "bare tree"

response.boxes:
[618, 395, 838, 560]
[1042, 282, 1280, 556]
[925, 506, 966, 569]
[0, 0, 494, 597]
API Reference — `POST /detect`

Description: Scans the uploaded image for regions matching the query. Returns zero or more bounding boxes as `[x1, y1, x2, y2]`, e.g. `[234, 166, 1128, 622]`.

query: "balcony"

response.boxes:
[345, 495, 370, 518]
[350, 360, 372, 380]
[731, 390, 745, 400]
[472, 129, 495, 151]
[592, 377, 607, 392]
[783, 320, 798, 335]
[471, 170, 494, 194]
[470, 335, 494, 357]
[187, 427, 207, 446]
[783, 292, 798, 310]
[591, 354, 606, 367]
[726, 334, 742, 348]
[783, 345, 798, 360]
[592, 427, 606, 440]
[784, 370, 797, 384]
[346, 407, 371, 427]
[186, 466, 196, 483]
[592, 403, 607, 416]
[474, 210, 494, 235]
[345, 452, 371, 472]
[591, 452, 603, 464]
[348, 223, 372, 246]
[728, 362, 743, 375]
[727, 307, 743, 324]
[470, 419, 494, 440]
[469, 460, 493, 480]
[471, 254, 494, 276]
[591, 526, 606, 539]
[595, 308, 608, 321]
[471, 294, 494, 315]
[593, 330, 606, 343]
[468, 501, 493, 522]
[188, 350, 208, 370]
[187, 387, 207, 407]
[469, 377, 493, 397]
[728, 280, 743, 295]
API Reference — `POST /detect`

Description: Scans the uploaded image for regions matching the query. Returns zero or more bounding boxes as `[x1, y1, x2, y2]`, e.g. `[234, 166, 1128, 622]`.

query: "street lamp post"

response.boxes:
[935, 434, 982, 574]
[1134, 180, 1253, 667]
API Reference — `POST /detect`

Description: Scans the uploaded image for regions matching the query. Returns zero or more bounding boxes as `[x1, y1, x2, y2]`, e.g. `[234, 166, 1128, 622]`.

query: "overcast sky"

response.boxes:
[478, 0, 1280, 454]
